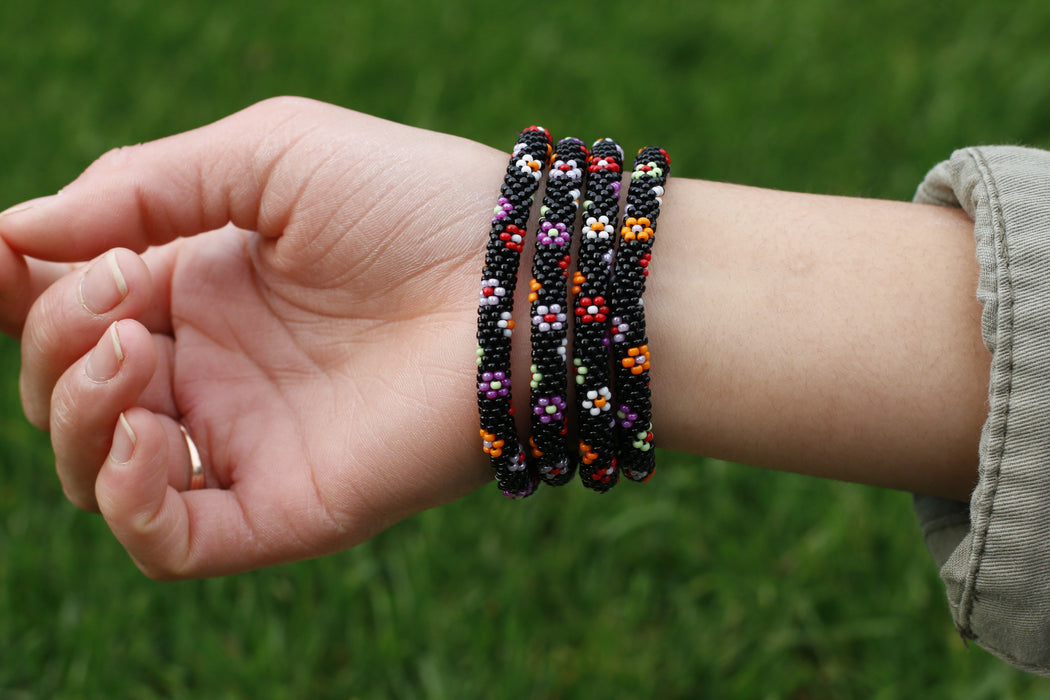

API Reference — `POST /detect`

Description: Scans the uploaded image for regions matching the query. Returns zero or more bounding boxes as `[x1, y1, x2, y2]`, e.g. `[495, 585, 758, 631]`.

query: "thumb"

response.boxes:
[0, 96, 349, 262]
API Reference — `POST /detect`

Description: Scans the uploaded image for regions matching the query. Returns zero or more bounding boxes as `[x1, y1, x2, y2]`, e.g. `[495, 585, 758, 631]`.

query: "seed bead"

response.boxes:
[574, 138, 625, 491]
[476, 126, 552, 498]
[609, 145, 670, 482]
[529, 137, 589, 485]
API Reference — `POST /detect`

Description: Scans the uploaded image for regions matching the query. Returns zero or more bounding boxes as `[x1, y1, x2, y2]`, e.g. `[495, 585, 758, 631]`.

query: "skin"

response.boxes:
[0, 97, 988, 579]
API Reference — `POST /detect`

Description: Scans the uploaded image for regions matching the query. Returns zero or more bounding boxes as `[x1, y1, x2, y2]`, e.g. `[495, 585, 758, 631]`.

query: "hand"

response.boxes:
[0, 97, 509, 578]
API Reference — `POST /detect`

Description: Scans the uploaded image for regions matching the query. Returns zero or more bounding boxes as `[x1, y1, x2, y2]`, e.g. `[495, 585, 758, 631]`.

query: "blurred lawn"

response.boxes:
[3, 1, 1050, 698]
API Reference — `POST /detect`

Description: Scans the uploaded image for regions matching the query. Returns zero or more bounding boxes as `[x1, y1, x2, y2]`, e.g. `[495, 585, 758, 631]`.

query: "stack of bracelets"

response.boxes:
[477, 127, 670, 499]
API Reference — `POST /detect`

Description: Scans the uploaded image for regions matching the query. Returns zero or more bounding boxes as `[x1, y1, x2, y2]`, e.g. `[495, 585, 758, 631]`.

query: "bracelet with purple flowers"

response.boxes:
[528, 137, 589, 486]
[476, 126, 552, 498]
[609, 145, 670, 482]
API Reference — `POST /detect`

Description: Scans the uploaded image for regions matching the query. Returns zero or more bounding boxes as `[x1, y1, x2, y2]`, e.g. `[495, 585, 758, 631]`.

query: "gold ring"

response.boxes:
[179, 424, 205, 490]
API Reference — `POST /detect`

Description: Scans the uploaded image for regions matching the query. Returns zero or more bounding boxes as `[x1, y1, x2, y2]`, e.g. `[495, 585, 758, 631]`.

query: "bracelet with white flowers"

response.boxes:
[528, 137, 588, 486]
[477, 126, 552, 498]
[574, 138, 625, 491]
[610, 146, 670, 482]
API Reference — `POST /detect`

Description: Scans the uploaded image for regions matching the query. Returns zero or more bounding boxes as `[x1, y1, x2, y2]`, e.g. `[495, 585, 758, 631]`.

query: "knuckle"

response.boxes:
[20, 291, 82, 425]
[51, 385, 104, 514]
[24, 280, 67, 348]
[48, 378, 81, 438]
[126, 515, 194, 582]
[87, 144, 144, 176]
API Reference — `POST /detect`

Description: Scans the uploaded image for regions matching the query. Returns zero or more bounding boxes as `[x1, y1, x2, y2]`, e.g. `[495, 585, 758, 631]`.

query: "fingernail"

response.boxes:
[0, 202, 34, 218]
[111, 412, 137, 463]
[86, 322, 124, 382]
[79, 250, 128, 314]
[0, 193, 60, 219]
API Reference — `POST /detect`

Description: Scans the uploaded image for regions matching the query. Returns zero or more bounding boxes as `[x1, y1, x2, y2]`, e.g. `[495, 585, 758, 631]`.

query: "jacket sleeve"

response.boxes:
[914, 146, 1050, 676]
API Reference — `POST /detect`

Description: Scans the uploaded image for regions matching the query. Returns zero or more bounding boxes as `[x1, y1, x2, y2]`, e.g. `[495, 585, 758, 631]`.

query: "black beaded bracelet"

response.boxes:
[609, 146, 670, 482]
[529, 137, 589, 485]
[574, 138, 625, 491]
[477, 126, 552, 498]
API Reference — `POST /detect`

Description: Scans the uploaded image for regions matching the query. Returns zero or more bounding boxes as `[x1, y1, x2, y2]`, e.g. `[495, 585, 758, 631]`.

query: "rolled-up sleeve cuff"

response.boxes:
[914, 146, 1050, 675]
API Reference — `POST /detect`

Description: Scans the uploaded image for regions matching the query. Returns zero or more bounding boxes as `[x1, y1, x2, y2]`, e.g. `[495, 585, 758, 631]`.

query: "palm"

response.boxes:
[165, 179, 494, 550]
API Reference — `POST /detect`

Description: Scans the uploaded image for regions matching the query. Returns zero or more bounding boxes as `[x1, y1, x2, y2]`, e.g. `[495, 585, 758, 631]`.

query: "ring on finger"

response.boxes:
[179, 424, 205, 490]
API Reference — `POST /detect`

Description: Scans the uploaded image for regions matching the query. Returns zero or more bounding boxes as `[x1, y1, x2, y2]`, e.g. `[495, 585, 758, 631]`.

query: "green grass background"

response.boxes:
[2, 1, 1050, 697]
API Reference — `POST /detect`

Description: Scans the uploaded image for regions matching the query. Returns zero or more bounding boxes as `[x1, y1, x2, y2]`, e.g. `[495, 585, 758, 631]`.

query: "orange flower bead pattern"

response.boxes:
[609, 145, 669, 484]
[530, 137, 589, 486]
[476, 126, 552, 499]
[574, 138, 625, 491]
[621, 216, 654, 242]
[622, 344, 651, 375]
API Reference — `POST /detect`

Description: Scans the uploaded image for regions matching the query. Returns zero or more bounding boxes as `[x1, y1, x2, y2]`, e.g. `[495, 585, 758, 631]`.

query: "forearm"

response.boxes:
[647, 178, 986, 502]
[498, 170, 986, 502]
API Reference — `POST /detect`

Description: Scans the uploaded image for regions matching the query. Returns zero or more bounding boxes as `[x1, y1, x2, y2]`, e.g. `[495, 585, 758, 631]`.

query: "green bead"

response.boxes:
[576, 375, 585, 385]
[490, 381, 502, 390]
[545, 405, 558, 414]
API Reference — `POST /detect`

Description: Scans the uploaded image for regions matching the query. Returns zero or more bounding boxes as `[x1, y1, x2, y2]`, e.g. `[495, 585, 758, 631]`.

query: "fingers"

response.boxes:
[96, 408, 243, 579]
[96, 408, 285, 580]
[0, 96, 345, 262]
[50, 319, 158, 511]
[20, 248, 153, 428]
[48, 313, 195, 514]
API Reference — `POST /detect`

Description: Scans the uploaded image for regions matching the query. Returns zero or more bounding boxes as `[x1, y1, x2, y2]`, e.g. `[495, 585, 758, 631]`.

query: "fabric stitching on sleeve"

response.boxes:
[956, 147, 1015, 638]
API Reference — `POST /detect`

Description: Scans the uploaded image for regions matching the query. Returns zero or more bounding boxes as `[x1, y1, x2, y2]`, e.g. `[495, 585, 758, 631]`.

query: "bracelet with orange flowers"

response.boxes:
[609, 146, 670, 482]
[574, 138, 625, 491]
[528, 136, 589, 486]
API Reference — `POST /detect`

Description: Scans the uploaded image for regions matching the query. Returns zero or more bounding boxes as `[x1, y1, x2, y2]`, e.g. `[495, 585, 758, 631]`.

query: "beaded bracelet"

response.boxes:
[573, 138, 625, 491]
[609, 146, 671, 482]
[477, 126, 552, 498]
[529, 137, 589, 485]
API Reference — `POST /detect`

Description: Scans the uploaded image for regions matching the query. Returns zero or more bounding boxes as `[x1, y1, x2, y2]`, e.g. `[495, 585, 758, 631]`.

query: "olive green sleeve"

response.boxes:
[914, 145, 1050, 676]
